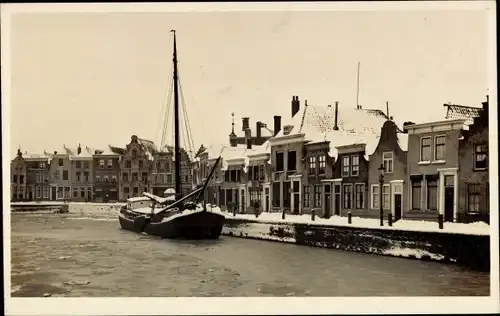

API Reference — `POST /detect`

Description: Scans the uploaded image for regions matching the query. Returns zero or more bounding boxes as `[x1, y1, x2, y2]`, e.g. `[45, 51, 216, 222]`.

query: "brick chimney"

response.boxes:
[77, 144, 82, 155]
[333, 101, 339, 131]
[291, 96, 300, 118]
[273, 115, 282, 136]
[244, 128, 252, 149]
[17, 148, 22, 157]
[256, 121, 262, 139]
[242, 117, 249, 131]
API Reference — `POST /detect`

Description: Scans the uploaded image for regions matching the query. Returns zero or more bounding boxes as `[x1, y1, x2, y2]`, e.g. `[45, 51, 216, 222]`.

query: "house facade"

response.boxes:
[24, 153, 51, 201]
[245, 141, 273, 214]
[367, 120, 408, 221]
[93, 147, 121, 202]
[66, 145, 94, 202]
[405, 119, 467, 222]
[48, 148, 72, 200]
[151, 147, 174, 196]
[116, 135, 154, 200]
[11, 150, 27, 201]
[457, 97, 489, 223]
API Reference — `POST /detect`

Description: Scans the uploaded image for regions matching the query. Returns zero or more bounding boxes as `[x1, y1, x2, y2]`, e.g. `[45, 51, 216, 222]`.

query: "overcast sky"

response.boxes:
[5, 4, 494, 156]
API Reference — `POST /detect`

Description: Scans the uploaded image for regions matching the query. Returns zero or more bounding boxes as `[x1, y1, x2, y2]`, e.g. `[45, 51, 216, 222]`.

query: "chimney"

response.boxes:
[17, 148, 22, 157]
[291, 96, 300, 118]
[244, 128, 252, 148]
[403, 121, 415, 134]
[333, 101, 339, 130]
[242, 117, 249, 131]
[54, 151, 57, 155]
[273, 115, 282, 136]
[256, 121, 262, 139]
[328, 104, 332, 107]
[77, 144, 82, 155]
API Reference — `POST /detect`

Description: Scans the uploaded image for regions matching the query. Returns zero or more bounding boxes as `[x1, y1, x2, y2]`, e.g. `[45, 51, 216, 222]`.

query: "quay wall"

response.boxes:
[222, 217, 490, 272]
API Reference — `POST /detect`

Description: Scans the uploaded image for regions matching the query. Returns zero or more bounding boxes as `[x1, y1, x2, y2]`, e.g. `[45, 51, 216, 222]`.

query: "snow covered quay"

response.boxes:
[221, 212, 490, 271]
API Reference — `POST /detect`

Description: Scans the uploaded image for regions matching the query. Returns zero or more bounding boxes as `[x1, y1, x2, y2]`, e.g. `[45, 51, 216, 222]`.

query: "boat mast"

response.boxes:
[171, 29, 181, 198]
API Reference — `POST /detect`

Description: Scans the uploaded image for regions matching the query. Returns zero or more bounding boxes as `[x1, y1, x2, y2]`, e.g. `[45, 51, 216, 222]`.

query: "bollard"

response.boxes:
[438, 214, 443, 229]
[255, 208, 259, 218]
[282, 209, 286, 220]
[311, 209, 316, 221]
[388, 213, 393, 227]
[348, 211, 352, 224]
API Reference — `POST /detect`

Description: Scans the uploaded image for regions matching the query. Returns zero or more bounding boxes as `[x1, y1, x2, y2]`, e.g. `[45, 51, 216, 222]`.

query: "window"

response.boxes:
[73, 188, 78, 198]
[76, 172, 81, 182]
[125, 160, 131, 168]
[80, 188, 85, 198]
[35, 186, 41, 198]
[123, 173, 128, 182]
[420, 137, 431, 161]
[313, 185, 322, 208]
[133, 187, 138, 194]
[43, 187, 49, 198]
[96, 175, 101, 182]
[309, 157, 316, 175]
[12, 174, 17, 182]
[40, 162, 46, 169]
[63, 170, 68, 181]
[84, 172, 89, 182]
[371, 185, 379, 209]
[435, 136, 446, 161]
[123, 187, 130, 193]
[104, 174, 109, 182]
[427, 180, 438, 210]
[167, 174, 172, 184]
[351, 155, 359, 176]
[43, 173, 48, 182]
[259, 165, 264, 180]
[411, 180, 422, 210]
[58, 159, 63, 166]
[166, 162, 171, 172]
[132, 173, 138, 181]
[354, 184, 364, 209]
[108, 159, 113, 168]
[383, 152, 393, 173]
[288, 151, 297, 171]
[139, 160, 143, 169]
[474, 144, 487, 170]
[83, 161, 89, 169]
[142, 172, 148, 183]
[57, 187, 64, 199]
[343, 184, 352, 209]
[132, 150, 137, 157]
[99, 159, 105, 169]
[382, 184, 390, 210]
[318, 156, 326, 175]
[20, 175, 24, 184]
[75, 161, 81, 168]
[276, 152, 284, 172]
[36, 174, 41, 183]
[53, 170, 59, 181]
[236, 170, 241, 182]
[342, 156, 350, 177]
[253, 165, 260, 181]
[467, 184, 481, 214]
[272, 182, 280, 207]
[112, 174, 117, 183]
[303, 185, 310, 208]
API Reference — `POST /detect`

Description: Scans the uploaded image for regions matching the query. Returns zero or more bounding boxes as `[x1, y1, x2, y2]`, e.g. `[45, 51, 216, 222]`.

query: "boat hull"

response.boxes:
[119, 209, 225, 239]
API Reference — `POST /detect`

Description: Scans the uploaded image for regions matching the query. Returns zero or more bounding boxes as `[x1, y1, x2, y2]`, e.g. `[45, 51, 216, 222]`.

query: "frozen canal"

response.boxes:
[10, 206, 490, 297]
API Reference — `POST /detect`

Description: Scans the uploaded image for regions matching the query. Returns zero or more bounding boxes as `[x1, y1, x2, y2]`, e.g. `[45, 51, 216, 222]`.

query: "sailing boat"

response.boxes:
[118, 30, 226, 239]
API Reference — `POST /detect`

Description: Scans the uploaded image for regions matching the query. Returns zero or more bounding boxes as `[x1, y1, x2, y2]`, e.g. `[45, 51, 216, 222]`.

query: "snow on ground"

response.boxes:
[222, 222, 296, 243]
[382, 247, 445, 261]
[226, 212, 490, 236]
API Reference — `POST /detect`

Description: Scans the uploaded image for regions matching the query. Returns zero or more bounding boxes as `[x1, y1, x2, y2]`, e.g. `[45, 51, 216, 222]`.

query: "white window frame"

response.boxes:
[99, 159, 105, 169]
[309, 156, 316, 175]
[342, 156, 350, 177]
[420, 137, 432, 162]
[351, 155, 359, 176]
[35, 186, 41, 198]
[96, 175, 101, 183]
[42, 186, 49, 198]
[382, 184, 390, 210]
[107, 159, 113, 168]
[371, 184, 379, 209]
[474, 143, 488, 170]
[36, 173, 42, 183]
[342, 183, 353, 209]
[104, 174, 109, 182]
[382, 151, 394, 173]
[275, 151, 285, 172]
[354, 183, 365, 209]
[434, 135, 446, 162]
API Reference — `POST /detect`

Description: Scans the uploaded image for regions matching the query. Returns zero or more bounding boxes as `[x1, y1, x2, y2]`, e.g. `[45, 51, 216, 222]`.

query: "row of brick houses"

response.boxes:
[11, 135, 192, 202]
[192, 95, 490, 223]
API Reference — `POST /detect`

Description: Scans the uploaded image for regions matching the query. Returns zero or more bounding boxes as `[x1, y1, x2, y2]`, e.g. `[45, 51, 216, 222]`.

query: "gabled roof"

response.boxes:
[22, 152, 51, 162]
[277, 103, 388, 159]
[65, 145, 93, 160]
[444, 103, 482, 125]
[92, 145, 120, 157]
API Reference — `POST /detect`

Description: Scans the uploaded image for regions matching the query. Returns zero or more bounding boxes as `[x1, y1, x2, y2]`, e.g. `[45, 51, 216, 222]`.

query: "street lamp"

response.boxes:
[378, 163, 385, 227]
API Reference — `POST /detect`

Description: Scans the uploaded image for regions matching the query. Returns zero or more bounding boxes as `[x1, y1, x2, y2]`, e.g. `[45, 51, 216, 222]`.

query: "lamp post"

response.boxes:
[378, 164, 385, 227]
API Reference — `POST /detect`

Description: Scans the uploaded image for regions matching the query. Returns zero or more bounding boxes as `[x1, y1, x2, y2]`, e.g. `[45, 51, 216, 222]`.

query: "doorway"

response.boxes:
[444, 175, 454, 222]
[324, 184, 331, 218]
[394, 194, 402, 221]
[265, 188, 270, 212]
[292, 181, 300, 214]
[334, 184, 341, 216]
[51, 187, 56, 200]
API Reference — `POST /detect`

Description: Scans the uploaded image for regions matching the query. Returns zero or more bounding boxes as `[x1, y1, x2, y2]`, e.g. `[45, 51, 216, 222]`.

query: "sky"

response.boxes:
[5, 4, 494, 157]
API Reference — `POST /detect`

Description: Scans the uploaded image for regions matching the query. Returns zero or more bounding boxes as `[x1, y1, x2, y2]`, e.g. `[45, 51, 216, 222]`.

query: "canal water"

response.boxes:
[9, 207, 490, 297]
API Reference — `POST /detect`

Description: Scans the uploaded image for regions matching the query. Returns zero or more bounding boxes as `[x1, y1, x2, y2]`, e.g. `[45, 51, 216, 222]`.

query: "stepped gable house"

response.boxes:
[456, 97, 489, 223]
[92, 146, 121, 202]
[270, 96, 388, 217]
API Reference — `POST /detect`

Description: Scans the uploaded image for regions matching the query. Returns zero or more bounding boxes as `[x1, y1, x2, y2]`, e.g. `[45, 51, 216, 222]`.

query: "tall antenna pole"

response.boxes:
[386, 101, 389, 118]
[171, 29, 181, 199]
[356, 61, 361, 109]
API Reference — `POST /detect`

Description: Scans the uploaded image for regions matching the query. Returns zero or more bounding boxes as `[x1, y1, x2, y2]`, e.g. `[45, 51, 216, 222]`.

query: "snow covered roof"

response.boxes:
[92, 145, 120, 157]
[137, 138, 157, 161]
[247, 140, 271, 157]
[65, 145, 93, 160]
[444, 103, 482, 125]
[22, 152, 51, 162]
[276, 104, 388, 159]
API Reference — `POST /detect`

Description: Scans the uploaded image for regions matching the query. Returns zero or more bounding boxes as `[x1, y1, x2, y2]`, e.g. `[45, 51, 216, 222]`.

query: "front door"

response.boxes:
[394, 194, 402, 221]
[324, 184, 331, 218]
[444, 187, 454, 222]
[28, 191, 33, 201]
[334, 184, 341, 216]
[265, 188, 270, 212]
[293, 194, 300, 214]
[51, 187, 56, 200]
[283, 181, 291, 210]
